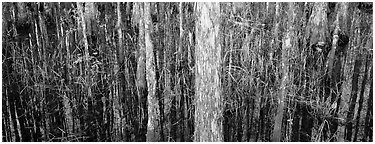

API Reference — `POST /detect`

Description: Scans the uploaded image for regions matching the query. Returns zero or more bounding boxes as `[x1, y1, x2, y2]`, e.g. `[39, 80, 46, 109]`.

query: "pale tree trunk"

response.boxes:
[163, 3, 174, 141]
[111, 2, 124, 141]
[177, 2, 186, 142]
[270, 2, 280, 66]
[273, 2, 294, 142]
[163, 21, 172, 142]
[194, 2, 223, 142]
[133, 3, 147, 136]
[144, 2, 161, 142]
[271, 2, 282, 142]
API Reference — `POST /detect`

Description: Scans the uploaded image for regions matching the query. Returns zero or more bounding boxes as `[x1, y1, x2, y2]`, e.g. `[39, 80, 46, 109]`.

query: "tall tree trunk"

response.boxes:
[177, 2, 185, 142]
[326, 3, 349, 141]
[345, 56, 362, 141]
[345, 11, 364, 141]
[194, 2, 223, 142]
[163, 3, 177, 142]
[363, 65, 373, 142]
[77, 4, 93, 139]
[186, 4, 195, 140]
[77, 2, 92, 103]
[355, 30, 372, 142]
[133, 3, 147, 140]
[353, 53, 370, 141]
[163, 4, 173, 140]
[362, 25, 373, 142]
[111, 2, 124, 141]
[154, 3, 165, 141]
[144, 2, 160, 142]
[222, 3, 233, 142]
[4, 5, 17, 141]
[272, 2, 293, 142]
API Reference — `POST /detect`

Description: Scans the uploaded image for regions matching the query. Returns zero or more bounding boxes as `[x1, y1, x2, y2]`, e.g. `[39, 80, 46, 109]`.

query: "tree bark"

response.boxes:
[272, 2, 293, 142]
[163, 3, 173, 140]
[345, 11, 364, 141]
[363, 65, 373, 142]
[194, 2, 223, 142]
[133, 3, 147, 139]
[110, 2, 124, 141]
[178, 2, 185, 142]
[223, 3, 233, 141]
[353, 54, 370, 142]
[144, 2, 161, 142]
[154, 3, 165, 141]
[326, 3, 349, 141]
[6, 90, 16, 142]
[77, 2, 92, 101]
[345, 56, 362, 141]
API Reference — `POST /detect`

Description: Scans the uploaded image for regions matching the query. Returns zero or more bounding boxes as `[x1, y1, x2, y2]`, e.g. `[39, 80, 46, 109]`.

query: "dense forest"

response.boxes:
[1, 2, 373, 142]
